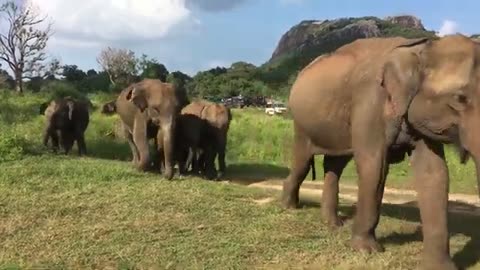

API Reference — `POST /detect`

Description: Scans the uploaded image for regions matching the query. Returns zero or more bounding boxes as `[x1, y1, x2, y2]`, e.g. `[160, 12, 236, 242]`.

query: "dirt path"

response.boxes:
[228, 178, 480, 216]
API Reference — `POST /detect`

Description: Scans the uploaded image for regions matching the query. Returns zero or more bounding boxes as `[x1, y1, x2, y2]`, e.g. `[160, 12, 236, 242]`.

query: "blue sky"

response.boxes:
[4, 0, 480, 76]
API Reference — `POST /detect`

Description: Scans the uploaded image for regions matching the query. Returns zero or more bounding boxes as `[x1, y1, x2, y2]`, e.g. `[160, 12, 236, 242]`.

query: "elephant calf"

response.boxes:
[40, 96, 90, 155]
[176, 100, 232, 180]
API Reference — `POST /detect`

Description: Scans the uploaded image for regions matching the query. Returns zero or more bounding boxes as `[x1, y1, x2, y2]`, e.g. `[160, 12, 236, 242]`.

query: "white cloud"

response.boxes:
[28, 0, 193, 44]
[438, 20, 459, 37]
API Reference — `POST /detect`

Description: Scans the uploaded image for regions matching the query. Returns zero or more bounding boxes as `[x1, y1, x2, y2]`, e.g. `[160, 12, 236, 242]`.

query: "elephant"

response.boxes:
[178, 100, 232, 180]
[154, 111, 210, 178]
[114, 78, 188, 179]
[40, 96, 90, 155]
[101, 100, 116, 115]
[282, 34, 480, 270]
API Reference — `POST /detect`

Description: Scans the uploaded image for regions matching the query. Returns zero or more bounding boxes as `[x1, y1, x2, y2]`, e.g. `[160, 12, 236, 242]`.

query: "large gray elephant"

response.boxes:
[114, 78, 187, 180]
[40, 96, 90, 155]
[282, 34, 480, 270]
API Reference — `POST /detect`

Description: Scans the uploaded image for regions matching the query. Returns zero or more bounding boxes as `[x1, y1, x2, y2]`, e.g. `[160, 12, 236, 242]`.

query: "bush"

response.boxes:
[39, 80, 91, 104]
[0, 131, 30, 163]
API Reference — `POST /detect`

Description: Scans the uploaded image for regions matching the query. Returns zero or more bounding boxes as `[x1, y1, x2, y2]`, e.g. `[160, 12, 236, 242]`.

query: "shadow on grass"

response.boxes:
[225, 163, 289, 184]
[380, 201, 480, 270]
[298, 196, 480, 269]
[83, 138, 132, 161]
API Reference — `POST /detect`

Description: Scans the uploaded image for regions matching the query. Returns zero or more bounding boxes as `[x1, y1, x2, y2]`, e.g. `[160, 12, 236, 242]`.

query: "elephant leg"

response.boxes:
[76, 133, 87, 156]
[216, 134, 227, 179]
[42, 125, 51, 147]
[51, 130, 61, 153]
[188, 147, 198, 174]
[61, 131, 74, 155]
[281, 124, 312, 209]
[123, 125, 139, 165]
[321, 155, 352, 228]
[411, 139, 456, 270]
[160, 118, 174, 180]
[152, 131, 163, 172]
[203, 145, 218, 180]
[132, 119, 150, 171]
[350, 146, 388, 253]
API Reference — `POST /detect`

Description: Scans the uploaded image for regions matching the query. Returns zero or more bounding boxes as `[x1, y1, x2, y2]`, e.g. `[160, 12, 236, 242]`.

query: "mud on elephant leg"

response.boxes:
[321, 155, 352, 228]
[412, 139, 457, 270]
[282, 125, 312, 209]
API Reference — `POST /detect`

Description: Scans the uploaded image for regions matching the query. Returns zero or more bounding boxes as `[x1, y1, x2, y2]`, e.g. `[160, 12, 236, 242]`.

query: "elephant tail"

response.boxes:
[310, 156, 316, 181]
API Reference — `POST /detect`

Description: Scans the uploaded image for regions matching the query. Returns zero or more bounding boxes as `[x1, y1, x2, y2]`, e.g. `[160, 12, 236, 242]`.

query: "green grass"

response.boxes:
[1, 156, 479, 269]
[0, 90, 479, 269]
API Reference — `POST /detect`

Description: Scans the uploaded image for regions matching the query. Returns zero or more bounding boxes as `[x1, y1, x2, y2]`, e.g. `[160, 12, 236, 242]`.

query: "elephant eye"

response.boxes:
[454, 93, 468, 104]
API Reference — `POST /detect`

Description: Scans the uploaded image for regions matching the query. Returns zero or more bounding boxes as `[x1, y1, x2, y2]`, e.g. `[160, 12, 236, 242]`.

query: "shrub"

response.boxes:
[0, 131, 30, 163]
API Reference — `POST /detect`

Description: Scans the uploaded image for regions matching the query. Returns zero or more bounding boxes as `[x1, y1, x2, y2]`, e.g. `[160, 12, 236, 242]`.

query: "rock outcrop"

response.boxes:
[268, 15, 435, 64]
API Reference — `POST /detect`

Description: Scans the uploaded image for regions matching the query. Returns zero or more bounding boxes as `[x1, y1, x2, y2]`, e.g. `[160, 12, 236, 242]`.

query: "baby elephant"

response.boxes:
[40, 96, 90, 155]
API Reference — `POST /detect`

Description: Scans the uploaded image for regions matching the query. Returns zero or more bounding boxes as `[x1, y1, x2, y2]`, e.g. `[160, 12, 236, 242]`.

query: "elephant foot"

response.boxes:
[421, 256, 457, 270]
[204, 169, 217, 181]
[350, 235, 384, 253]
[281, 194, 299, 209]
[322, 215, 344, 229]
[163, 169, 174, 180]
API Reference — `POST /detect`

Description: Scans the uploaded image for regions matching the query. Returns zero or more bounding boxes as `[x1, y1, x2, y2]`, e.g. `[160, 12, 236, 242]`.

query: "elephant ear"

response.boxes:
[381, 38, 429, 118]
[126, 86, 148, 112]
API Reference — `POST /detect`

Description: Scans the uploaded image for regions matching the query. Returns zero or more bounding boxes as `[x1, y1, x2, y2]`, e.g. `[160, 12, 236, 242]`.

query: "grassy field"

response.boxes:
[0, 89, 479, 269]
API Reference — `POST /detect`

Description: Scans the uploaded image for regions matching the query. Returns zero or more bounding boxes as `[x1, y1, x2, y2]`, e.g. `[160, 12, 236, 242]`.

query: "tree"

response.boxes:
[138, 54, 169, 81]
[96, 47, 138, 87]
[86, 69, 97, 77]
[0, 1, 53, 93]
[62, 64, 86, 82]
[0, 65, 14, 89]
[167, 70, 192, 96]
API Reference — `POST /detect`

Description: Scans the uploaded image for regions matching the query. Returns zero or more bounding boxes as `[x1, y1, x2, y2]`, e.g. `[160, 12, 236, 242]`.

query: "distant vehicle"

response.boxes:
[222, 95, 245, 108]
[265, 101, 287, 115]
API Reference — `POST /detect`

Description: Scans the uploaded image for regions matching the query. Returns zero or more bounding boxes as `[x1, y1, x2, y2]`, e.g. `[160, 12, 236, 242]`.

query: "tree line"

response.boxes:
[0, 1, 294, 100]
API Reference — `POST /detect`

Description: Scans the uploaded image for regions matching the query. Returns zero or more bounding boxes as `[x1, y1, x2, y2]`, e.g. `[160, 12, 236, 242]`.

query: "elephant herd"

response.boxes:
[37, 34, 480, 269]
[40, 78, 232, 180]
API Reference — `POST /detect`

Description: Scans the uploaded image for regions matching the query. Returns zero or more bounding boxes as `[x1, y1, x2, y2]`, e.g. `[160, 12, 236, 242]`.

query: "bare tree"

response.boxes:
[96, 47, 138, 86]
[0, 1, 53, 93]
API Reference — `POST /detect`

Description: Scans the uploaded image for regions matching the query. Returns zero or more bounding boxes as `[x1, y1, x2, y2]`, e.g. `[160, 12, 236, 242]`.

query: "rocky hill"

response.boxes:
[255, 15, 444, 91]
[268, 15, 435, 65]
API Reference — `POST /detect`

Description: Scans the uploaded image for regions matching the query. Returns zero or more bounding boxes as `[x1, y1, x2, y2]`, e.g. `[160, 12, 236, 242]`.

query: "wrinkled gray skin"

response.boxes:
[283, 34, 480, 270]
[40, 96, 90, 155]
[114, 79, 187, 179]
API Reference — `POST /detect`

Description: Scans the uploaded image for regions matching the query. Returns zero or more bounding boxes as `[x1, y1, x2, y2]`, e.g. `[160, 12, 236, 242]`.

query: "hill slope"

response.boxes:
[258, 15, 437, 90]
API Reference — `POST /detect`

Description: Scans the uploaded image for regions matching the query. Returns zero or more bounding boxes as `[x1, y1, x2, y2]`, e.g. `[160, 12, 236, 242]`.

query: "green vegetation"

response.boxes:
[0, 90, 478, 194]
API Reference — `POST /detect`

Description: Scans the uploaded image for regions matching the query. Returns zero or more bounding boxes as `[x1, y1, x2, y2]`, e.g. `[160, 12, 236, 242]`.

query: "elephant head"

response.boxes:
[382, 34, 480, 196]
[101, 100, 117, 115]
[124, 80, 179, 125]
